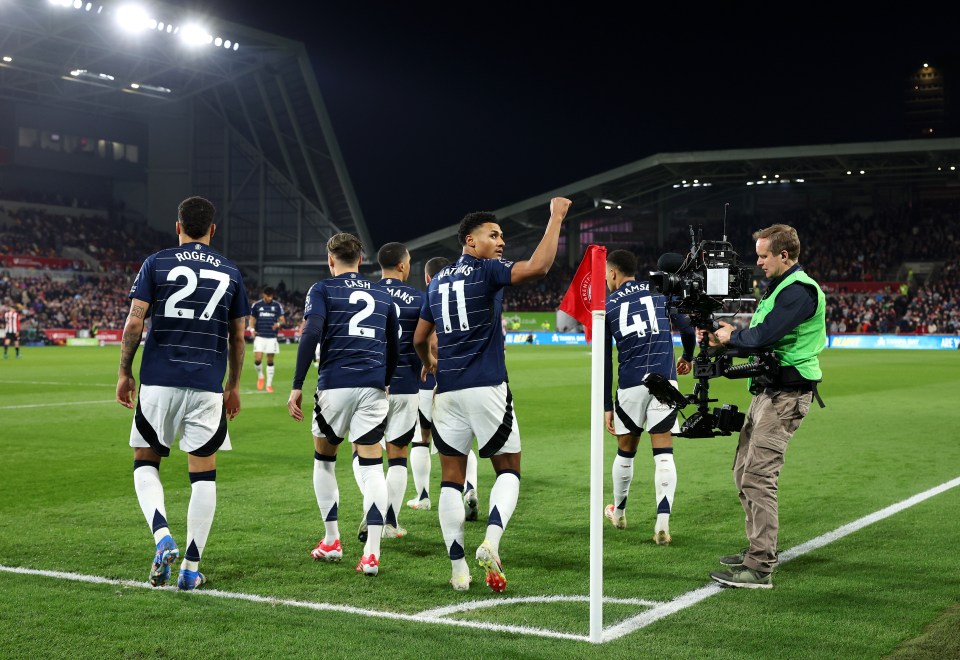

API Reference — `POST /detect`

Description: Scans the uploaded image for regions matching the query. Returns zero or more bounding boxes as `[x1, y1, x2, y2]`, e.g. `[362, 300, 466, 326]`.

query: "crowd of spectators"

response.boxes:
[2, 198, 959, 337]
[1, 206, 168, 269]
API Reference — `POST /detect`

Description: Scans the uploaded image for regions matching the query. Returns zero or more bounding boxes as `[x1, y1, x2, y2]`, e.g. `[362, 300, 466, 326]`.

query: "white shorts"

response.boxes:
[418, 387, 434, 427]
[384, 393, 418, 446]
[313, 387, 388, 445]
[432, 382, 520, 457]
[130, 385, 232, 457]
[253, 336, 280, 354]
[613, 382, 680, 436]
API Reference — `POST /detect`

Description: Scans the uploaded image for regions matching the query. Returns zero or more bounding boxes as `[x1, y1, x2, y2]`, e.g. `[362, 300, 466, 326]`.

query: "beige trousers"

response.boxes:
[733, 388, 812, 572]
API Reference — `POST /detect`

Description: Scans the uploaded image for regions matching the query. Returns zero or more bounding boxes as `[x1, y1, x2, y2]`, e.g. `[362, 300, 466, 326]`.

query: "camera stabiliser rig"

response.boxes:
[644, 216, 777, 439]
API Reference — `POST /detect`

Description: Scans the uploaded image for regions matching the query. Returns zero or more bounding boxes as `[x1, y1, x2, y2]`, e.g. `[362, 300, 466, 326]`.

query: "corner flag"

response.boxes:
[558, 245, 607, 342]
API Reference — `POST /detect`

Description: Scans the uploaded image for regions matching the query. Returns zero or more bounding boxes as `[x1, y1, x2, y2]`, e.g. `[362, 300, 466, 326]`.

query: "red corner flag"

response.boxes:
[558, 244, 607, 342]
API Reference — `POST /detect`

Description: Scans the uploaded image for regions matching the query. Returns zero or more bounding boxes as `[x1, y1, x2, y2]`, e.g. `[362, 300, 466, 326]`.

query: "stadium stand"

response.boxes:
[2, 195, 959, 341]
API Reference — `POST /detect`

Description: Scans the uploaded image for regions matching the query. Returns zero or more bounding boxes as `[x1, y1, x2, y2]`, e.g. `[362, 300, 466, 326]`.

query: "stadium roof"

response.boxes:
[404, 137, 960, 258]
[0, 0, 373, 256]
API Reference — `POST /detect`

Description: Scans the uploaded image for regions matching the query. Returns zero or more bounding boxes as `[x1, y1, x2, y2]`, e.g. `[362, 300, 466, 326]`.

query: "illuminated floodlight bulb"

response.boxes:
[131, 83, 140, 88]
[180, 23, 211, 46]
[73, 0, 82, 8]
[223, 40, 231, 49]
[2, 56, 12, 63]
[166, 24, 173, 33]
[147, 18, 157, 28]
[214, 36, 222, 46]
[86, 2, 93, 10]
[115, 4, 150, 32]
[233, 42, 239, 51]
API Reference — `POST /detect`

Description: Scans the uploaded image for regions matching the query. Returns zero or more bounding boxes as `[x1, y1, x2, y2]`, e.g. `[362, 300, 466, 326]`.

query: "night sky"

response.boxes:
[187, 3, 960, 247]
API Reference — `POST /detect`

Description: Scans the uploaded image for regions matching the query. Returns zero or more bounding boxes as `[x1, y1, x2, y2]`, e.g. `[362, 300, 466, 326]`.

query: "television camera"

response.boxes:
[646, 223, 776, 438]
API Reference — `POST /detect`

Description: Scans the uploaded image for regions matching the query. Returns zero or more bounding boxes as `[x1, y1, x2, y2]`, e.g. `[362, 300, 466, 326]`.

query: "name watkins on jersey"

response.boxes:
[174, 250, 222, 268]
[436, 258, 515, 280]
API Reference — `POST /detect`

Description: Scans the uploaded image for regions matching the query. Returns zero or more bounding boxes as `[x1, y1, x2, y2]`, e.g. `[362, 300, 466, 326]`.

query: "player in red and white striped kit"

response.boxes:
[3, 307, 21, 359]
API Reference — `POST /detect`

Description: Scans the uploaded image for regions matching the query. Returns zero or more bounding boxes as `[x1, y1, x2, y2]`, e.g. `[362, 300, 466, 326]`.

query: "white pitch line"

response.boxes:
[418, 594, 662, 619]
[0, 400, 114, 410]
[602, 474, 960, 642]
[0, 565, 590, 643]
[3, 476, 958, 645]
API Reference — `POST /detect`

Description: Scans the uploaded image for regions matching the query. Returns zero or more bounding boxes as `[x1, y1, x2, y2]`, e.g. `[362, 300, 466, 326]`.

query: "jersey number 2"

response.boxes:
[348, 291, 376, 338]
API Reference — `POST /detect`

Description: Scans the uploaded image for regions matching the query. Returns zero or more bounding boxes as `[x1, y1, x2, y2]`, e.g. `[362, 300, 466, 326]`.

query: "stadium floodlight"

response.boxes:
[180, 23, 212, 46]
[2, 56, 12, 63]
[115, 4, 151, 32]
[214, 36, 222, 46]
[233, 42, 239, 51]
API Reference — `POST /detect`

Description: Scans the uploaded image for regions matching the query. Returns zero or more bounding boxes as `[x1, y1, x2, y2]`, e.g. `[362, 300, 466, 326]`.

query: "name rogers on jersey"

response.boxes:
[175, 250, 222, 267]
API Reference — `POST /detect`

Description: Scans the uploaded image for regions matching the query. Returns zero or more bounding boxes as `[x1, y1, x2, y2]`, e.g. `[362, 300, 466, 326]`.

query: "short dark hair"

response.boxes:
[425, 256, 451, 278]
[327, 232, 363, 263]
[607, 249, 637, 277]
[458, 211, 498, 246]
[377, 242, 409, 270]
[262, 286, 275, 297]
[178, 196, 216, 239]
[754, 223, 801, 260]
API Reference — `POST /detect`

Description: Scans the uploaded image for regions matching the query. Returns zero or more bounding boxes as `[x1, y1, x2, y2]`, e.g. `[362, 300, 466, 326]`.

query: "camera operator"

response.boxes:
[698, 224, 825, 589]
[602, 250, 695, 545]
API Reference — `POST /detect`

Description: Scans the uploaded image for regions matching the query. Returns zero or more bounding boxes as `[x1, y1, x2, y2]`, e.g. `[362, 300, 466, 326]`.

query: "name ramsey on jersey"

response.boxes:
[604, 279, 677, 391]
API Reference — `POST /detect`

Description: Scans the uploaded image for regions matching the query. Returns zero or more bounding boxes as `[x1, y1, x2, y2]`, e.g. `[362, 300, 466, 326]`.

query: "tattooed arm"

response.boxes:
[223, 317, 246, 420]
[116, 299, 148, 409]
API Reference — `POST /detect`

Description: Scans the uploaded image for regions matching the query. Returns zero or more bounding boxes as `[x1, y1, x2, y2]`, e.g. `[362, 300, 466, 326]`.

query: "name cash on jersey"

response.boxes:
[305, 273, 397, 391]
[129, 244, 250, 393]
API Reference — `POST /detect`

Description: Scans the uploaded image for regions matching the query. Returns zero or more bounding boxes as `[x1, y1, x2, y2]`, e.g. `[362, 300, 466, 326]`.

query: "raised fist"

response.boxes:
[550, 197, 573, 220]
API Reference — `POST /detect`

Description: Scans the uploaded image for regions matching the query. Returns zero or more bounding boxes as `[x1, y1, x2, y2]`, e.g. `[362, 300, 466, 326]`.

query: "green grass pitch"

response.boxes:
[1, 344, 958, 658]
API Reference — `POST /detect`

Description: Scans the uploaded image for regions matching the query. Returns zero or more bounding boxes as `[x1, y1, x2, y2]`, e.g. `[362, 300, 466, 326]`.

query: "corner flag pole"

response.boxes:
[587, 245, 607, 644]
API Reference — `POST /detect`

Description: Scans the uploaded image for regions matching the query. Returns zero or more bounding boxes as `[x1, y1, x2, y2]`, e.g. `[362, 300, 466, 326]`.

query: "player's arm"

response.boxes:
[288, 314, 323, 421]
[671, 312, 695, 375]
[603, 319, 616, 435]
[247, 312, 256, 335]
[510, 197, 572, 284]
[223, 317, 246, 420]
[413, 318, 437, 380]
[384, 302, 399, 386]
[116, 298, 149, 409]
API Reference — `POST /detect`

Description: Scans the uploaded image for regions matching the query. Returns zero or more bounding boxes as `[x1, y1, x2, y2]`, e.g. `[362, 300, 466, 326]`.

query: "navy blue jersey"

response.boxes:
[250, 299, 284, 338]
[603, 279, 676, 409]
[419, 372, 436, 391]
[420, 255, 513, 393]
[129, 243, 249, 393]
[303, 273, 398, 391]
[378, 278, 424, 395]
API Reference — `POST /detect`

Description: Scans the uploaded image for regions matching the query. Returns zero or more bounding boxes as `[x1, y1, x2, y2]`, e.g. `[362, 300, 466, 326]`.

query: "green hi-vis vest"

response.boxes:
[750, 269, 826, 384]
